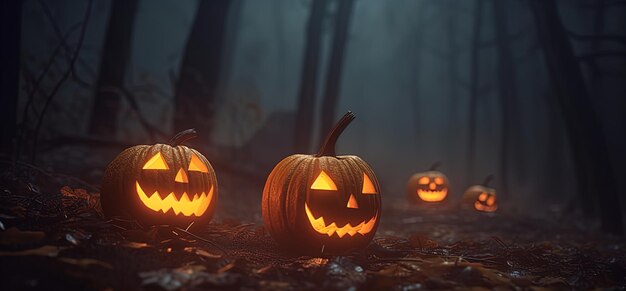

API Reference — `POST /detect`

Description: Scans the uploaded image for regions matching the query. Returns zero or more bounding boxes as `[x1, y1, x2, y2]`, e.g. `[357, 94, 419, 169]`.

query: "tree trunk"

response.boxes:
[174, 0, 231, 145]
[408, 2, 429, 148]
[588, 0, 606, 96]
[445, 0, 460, 138]
[88, 0, 139, 137]
[294, 0, 328, 153]
[530, 0, 623, 234]
[492, 0, 521, 198]
[573, 0, 605, 217]
[318, 0, 355, 144]
[467, 0, 483, 182]
[273, 0, 286, 100]
[0, 0, 22, 155]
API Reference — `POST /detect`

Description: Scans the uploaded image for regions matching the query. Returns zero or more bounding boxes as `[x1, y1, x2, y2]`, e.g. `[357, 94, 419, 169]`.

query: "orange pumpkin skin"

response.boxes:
[262, 112, 381, 254]
[101, 130, 218, 227]
[463, 175, 497, 212]
[406, 163, 450, 203]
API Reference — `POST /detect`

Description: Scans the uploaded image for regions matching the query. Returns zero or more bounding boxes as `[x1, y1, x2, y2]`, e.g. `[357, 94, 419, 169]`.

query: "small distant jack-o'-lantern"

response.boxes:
[463, 175, 497, 212]
[101, 129, 218, 226]
[262, 112, 381, 254]
[406, 162, 450, 203]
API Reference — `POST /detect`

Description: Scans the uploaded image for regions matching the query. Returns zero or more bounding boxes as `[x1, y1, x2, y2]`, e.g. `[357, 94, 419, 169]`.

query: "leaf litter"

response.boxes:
[0, 160, 625, 290]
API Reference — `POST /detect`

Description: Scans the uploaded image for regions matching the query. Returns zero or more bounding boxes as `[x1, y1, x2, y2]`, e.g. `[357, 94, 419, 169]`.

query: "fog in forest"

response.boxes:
[9, 0, 626, 224]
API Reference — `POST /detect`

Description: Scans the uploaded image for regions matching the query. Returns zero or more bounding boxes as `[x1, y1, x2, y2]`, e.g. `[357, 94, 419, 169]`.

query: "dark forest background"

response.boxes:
[2, 0, 626, 233]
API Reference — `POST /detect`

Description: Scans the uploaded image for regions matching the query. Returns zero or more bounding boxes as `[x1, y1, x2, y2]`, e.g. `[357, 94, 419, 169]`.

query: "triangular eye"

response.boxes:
[143, 152, 169, 170]
[362, 173, 377, 194]
[188, 153, 209, 173]
[311, 171, 337, 190]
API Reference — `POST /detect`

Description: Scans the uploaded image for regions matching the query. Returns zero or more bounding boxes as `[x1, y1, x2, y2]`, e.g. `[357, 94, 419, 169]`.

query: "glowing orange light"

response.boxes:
[305, 203, 376, 238]
[474, 200, 498, 212]
[136, 181, 213, 216]
[188, 153, 209, 173]
[175, 168, 189, 183]
[362, 173, 377, 194]
[417, 189, 448, 202]
[143, 152, 169, 170]
[346, 194, 359, 209]
[311, 171, 337, 190]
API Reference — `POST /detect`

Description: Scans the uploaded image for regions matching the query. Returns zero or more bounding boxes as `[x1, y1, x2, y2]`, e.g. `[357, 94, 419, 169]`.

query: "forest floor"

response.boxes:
[1, 158, 625, 290]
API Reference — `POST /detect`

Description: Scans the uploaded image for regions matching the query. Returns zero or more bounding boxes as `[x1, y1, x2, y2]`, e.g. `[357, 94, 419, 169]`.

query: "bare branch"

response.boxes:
[567, 30, 626, 46]
[15, 22, 81, 161]
[577, 51, 626, 61]
[99, 86, 169, 142]
[581, 0, 626, 8]
[31, 0, 93, 163]
[37, 0, 97, 85]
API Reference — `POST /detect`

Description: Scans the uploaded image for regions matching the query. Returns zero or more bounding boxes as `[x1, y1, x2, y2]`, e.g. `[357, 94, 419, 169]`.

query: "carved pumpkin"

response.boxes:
[406, 162, 449, 203]
[463, 175, 497, 212]
[101, 129, 218, 226]
[262, 112, 381, 254]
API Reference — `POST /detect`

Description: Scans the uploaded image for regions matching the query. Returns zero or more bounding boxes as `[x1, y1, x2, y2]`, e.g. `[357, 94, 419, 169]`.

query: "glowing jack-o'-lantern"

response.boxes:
[463, 175, 497, 212]
[101, 129, 218, 226]
[262, 112, 381, 254]
[406, 162, 450, 203]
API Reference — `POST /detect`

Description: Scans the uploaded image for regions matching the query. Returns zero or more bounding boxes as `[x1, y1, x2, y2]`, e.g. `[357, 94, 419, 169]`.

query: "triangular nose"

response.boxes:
[175, 168, 189, 183]
[346, 194, 359, 209]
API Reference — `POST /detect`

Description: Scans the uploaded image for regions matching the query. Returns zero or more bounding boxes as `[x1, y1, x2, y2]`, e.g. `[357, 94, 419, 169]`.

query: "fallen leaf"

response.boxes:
[58, 257, 113, 269]
[139, 265, 240, 290]
[0, 227, 45, 245]
[0, 245, 65, 257]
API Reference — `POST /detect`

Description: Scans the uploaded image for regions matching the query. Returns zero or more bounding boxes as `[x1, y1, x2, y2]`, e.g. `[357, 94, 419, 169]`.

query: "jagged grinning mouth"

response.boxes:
[135, 181, 213, 216]
[304, 203, 377, 238]
[417, 189, 448, 202]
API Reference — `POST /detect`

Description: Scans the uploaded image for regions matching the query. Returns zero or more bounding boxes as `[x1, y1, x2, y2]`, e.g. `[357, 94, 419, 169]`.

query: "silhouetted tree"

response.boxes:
[408, 2, 429, 145]
[493, 0, 523, 197]
[174, 0, 231, 145]
[530, 0, 623, 234]
[467, 0, 483, 180]
[294, 0, 328, 153]
[319, 0, 355, 144]
[88, 0, 139, 137]
[445, 0, 460, 135]
[0, 0, 22, 154]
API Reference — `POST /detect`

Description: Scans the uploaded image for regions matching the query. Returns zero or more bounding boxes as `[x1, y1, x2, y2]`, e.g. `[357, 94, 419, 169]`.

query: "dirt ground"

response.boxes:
[1, 159, 625, 290]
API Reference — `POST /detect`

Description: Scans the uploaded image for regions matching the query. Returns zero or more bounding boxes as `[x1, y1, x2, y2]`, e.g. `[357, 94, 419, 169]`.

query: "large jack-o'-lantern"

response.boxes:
[463, 175, 497, 212]
[101, 129, 218, 226]
[406, 162, 450, 203]
[262, 112, 381, 254]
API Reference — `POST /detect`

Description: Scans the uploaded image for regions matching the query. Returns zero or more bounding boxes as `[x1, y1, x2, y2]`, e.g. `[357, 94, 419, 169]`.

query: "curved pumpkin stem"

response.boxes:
[169, 128, 198, 146]
[429, 161, 442, 171]
[316, 111, 355, 157]
[482, 174, 494, 186]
